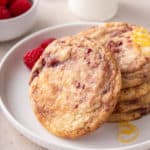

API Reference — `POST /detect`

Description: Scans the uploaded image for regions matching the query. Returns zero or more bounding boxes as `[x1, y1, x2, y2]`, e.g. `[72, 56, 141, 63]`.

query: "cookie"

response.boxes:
[108, 107, 150, 122]
[77, 22, 150, 88]
[29, 36, 121, 138]
[120, 82, 150, 102]
[115, 93, 150, 113]
[122, 63, 150, 89]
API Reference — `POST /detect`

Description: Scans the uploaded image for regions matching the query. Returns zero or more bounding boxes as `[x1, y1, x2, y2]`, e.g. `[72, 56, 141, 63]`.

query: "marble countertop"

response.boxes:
[0, 0, 150, 149]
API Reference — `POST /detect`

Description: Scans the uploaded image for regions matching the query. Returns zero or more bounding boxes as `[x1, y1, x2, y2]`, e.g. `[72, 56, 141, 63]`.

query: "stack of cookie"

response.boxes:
[78, 22, 150, 122]
[29, 22, 150, 138]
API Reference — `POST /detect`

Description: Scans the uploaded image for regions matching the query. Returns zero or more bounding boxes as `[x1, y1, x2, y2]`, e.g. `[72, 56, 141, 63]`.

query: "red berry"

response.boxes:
[7, 0, 15, 6]
[40, 38, 56, 49]
[23, 47, 44, 69]
[0, 5, 11, 19]
[0, 0, 8, 5]
[10, 0, 32, 17]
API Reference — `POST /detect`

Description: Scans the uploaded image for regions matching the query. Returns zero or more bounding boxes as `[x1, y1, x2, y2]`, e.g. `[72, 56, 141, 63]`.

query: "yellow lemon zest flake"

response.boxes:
[132, 27, 150, 47]
[132, 27, 150, 56]
[118, 122, 139, 144]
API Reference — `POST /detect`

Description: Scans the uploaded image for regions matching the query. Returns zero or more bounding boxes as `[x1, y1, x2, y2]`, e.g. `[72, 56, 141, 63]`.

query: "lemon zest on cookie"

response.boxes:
[132, 27, 150, 56]
[118, 122, 139, 144]
[132, 27, 150, 46]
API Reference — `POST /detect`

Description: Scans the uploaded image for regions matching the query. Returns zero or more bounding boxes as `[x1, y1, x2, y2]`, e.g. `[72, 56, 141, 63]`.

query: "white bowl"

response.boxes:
[0, 0, 39, 42]
[0, 23, 150, 150]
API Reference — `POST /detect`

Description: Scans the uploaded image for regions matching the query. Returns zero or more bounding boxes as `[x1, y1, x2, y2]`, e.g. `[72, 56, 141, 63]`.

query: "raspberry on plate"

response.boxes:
[0, 5, 11, 19]
[23, 38, 56, 69]
[23, 47, 44, 69]
[40, 38, 56, 49]
[10, 0, 32, 17]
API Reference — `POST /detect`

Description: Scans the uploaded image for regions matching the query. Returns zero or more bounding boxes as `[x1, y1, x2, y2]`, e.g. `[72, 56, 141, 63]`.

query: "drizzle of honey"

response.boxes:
[118, 122, 139, 144]
[132, 27, 150, 56]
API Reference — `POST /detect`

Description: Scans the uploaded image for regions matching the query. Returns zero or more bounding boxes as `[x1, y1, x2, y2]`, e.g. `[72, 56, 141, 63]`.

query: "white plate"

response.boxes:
[0, 23, 150, 150]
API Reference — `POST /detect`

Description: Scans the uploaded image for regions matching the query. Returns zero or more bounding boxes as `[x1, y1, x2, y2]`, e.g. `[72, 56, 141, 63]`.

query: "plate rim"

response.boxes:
[0, 22, 150, 150]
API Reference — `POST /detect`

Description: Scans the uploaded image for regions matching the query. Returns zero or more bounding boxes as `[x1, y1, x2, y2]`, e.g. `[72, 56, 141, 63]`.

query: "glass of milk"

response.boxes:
[68, 0, 119, 21]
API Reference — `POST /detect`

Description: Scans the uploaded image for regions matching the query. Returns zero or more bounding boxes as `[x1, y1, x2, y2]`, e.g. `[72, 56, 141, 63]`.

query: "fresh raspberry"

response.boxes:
[23, 47, 44, 69]
[23, 38, 56, 69]
[7, 0, 15, 6]
[0, 5, 11, 19]
[0, 0, 8, 5]
[40, 38, 56, 49]
[10, 0, 32, 17]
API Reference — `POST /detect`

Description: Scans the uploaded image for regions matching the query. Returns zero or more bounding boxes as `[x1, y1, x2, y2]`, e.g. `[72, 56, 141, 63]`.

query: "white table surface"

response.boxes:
[0, 0, 150, 149]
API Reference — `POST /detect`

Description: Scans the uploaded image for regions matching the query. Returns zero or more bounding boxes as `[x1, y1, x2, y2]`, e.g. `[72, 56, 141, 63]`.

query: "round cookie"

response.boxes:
[120, 82, 150, 102]
[108, 107, 150, 122]
[77, 22, 150, 89]
[29, 36, 121, 138]
[115, 93, 150, 113]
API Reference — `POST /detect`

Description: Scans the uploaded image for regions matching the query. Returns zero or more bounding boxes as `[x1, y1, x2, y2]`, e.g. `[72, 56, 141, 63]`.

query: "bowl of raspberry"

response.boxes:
[0, 0, 39, 41]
